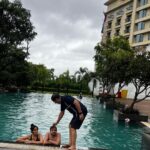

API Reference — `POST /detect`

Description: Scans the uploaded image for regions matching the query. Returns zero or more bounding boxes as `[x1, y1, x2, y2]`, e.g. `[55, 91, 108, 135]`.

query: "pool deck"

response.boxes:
[0, 142, 108, 150]
[116, 98, 150, 120]
[141, 122, 150, 128]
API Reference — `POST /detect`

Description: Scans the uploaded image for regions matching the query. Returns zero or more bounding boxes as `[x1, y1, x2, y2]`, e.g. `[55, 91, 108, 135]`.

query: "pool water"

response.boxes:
[0, 93, 142, 150]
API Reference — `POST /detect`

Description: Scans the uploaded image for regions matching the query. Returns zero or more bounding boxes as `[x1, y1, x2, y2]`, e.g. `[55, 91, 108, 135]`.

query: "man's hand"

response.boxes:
[79, 113, 84, 121]
[53, 122, 58, 126]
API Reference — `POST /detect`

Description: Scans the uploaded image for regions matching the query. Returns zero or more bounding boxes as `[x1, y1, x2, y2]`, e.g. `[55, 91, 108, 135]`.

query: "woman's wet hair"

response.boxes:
[30, 124, 38, 133]
[50, 125, 57, 131]
[51, 94, 60, 101]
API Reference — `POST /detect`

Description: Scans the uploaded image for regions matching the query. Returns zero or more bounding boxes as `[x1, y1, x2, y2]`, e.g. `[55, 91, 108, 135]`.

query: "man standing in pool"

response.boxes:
[51, 94, 87, 150]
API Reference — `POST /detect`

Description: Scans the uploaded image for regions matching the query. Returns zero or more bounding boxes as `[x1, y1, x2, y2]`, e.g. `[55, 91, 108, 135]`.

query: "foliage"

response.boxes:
[94, 36, 134, 94]
[0, 0, 37, 86]
[128, 52, 150, 110]
[74, 67, 89, 92]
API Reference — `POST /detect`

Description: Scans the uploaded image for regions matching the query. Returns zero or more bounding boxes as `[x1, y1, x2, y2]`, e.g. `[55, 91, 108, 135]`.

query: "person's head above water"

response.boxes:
[50, 126, 57, 136]
[51, 94, 61, 104]
[30, 124, 38, 135]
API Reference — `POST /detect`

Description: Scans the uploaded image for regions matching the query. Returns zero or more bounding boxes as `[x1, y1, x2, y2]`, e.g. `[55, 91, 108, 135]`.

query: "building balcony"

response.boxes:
[124, 29, 130, 34]
[135, 16, 150, 23]
[136, 3, 150, 11]
[115, 22, 121, 26]
[105, 0, 133, 13]
[106, 27, 112, 31]
[124, 33, 130, 37]
[132, 40, 150, 47]
[134, 28, 150, 35]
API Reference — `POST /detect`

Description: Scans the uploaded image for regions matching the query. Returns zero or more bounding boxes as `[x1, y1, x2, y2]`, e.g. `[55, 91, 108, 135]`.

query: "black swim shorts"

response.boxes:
[70, 111, 87, 129]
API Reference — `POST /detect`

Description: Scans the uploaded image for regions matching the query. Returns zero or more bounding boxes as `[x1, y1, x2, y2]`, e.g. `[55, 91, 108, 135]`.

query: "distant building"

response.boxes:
[102, 0, 150, 51]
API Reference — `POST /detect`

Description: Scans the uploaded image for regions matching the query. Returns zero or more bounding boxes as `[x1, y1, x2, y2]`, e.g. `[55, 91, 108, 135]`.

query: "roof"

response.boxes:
[104, 0, 117, 5]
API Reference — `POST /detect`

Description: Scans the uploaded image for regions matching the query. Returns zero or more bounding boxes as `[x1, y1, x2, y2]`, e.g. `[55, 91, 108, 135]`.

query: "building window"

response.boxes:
[107, 32, 111, 38]
[126, 14, 132, 22]
[138, 0, 148, 7]
[125, 26, 130, 33]
[126, 4, 133, 11]
[135, 22, 145, 31]
[125, 36, 129, 41]
[148, 33, 150, 40]
[137, 9, 147, 19]
[134, 34, 144, 43]
[116, 18, 121, 26]
[115, 29, 120, 36]
[107, 21, 112, 29]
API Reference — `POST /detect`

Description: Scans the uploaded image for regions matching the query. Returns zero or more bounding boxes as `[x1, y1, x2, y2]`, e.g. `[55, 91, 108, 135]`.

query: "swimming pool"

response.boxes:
[0, 93, 142, 150]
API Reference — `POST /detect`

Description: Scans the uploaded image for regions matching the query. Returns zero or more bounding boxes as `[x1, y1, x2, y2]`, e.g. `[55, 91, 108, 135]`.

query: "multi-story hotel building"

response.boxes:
[102, 0, 150, 50]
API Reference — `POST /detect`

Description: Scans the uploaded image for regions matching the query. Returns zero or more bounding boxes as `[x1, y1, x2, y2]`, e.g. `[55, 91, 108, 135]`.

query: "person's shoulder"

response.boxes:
[38, 132, 43, 137]
[57, 132, 61, 137]
[66, 95, 74, 99]
[62, 95, 71, 100]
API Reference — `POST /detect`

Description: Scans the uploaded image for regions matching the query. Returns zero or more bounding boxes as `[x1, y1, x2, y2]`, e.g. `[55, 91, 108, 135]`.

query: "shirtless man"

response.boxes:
[44, 126, 61, 146]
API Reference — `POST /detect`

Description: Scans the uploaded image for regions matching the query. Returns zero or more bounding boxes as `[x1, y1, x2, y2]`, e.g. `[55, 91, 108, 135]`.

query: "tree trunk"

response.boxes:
[92, 84, 94, 97]
[129, 92, 138, 111]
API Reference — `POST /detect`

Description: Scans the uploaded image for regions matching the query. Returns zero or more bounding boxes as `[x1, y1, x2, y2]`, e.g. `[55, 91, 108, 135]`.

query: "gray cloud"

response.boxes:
[20, 0, 107, 75]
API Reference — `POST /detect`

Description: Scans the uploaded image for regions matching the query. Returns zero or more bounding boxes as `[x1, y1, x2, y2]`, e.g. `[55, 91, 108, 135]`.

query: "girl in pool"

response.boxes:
[16, 124, 43, 144]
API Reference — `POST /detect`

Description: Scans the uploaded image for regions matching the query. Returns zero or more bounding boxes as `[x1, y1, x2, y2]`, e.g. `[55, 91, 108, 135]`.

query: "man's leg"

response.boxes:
[68, 127, 77, 150]
[69, 124, 72, 146]
[62, 124, 72, 148]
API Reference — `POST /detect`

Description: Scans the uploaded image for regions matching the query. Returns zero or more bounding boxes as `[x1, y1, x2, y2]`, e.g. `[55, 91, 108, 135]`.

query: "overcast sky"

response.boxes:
[20, 0, 107, 75]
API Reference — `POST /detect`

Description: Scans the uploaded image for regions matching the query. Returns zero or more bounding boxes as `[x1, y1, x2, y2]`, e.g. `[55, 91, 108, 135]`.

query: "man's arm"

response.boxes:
[43, 133, 49, 145]
[53, 111, 64, 126]
[48, 133, 61, 146]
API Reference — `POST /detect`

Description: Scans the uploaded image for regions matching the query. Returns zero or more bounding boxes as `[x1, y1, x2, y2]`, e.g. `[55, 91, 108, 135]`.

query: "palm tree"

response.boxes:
[74, 67, 89, 93]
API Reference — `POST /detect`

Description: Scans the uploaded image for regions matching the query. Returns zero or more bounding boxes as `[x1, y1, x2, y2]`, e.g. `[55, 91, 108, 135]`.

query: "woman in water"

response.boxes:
[16, 124, 43, 144]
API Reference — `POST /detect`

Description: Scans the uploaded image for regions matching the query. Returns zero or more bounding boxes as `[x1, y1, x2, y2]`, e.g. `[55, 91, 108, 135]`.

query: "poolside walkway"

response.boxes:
[116, 98, 150, 120]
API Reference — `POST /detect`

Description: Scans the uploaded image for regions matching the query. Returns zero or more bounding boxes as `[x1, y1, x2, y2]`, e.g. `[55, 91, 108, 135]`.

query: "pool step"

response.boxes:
[0, 142, 108, 150]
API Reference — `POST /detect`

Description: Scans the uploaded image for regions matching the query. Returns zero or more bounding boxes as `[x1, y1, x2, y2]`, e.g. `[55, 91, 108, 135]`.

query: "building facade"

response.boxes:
[102, 0, 150, 50]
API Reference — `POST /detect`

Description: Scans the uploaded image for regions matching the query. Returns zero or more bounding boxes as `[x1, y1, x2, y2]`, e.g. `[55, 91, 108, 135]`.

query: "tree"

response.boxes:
[94, 36, 133, 94]
[74, 67, 89, 92]
[128, 52, 150, 110]
[28, 63, 50, 87]
[57, 70, 71, 94]
[0, 0, 37, 86]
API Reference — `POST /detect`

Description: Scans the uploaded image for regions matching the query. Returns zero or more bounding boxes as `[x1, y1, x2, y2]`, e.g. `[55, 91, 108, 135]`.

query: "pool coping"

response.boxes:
[141, 121, 150, 128]
[0, 141, 109, 150]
